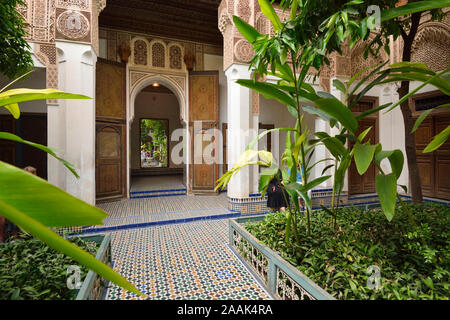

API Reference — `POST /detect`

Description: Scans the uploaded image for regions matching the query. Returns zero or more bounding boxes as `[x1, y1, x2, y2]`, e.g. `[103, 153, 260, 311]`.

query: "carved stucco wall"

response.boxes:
[99, 27, 223, 123]
[17, 0, 106, 95]
[219, 1, 450, 94]
[411, 14, 450, 72]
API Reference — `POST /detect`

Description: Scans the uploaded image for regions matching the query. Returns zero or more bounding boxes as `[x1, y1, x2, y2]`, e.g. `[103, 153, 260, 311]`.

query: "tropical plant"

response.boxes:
[0, 0, 33, 79]
[216, 0, 450, 237]
[277, 0, 450, 203]
[0, 71, 142, 296]
[0, 234, 99, 300]
[245, 202, 450, 300]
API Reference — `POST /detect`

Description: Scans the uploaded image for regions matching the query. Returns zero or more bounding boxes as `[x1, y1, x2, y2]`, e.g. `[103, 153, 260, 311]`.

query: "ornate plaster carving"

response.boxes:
[56, 10, 90, 40]
[411, 22, 450, 72]
[57, 0, 90, 10]
[234, 39, 253, 63]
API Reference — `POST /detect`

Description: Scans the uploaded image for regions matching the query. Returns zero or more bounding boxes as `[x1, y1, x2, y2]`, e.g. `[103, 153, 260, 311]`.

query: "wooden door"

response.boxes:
[21, 114, 47, 179]
[95, 58, 127, 201]
[434, 115, 450, 199]
[0, 116, 16, 165]
[348, 96, 379, 195]
[189, 71, 219, 193]
[0, 114, 47, 180]
[414, 115, 450, 200]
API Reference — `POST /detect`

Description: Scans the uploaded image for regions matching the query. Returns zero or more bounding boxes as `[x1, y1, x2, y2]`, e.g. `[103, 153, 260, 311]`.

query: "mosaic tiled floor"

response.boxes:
[105, 219, 271, 300]
[130, 175, 185, 192]
[91, 194, 231, 230]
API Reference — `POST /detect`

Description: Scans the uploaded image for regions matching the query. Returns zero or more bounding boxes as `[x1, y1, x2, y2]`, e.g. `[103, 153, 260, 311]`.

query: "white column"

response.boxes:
[225, 64, 256, 198]
[379, 83, 408, 190]
[49, 41, 97, 205]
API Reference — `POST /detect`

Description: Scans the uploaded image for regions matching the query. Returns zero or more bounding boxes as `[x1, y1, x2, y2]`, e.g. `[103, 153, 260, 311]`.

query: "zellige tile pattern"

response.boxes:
[105, 220, 270, 300]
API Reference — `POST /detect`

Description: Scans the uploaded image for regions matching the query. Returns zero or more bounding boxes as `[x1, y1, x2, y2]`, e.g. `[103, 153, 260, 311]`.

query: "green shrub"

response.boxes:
[0, 235, 98, 300]
[245, 203, 450, 299]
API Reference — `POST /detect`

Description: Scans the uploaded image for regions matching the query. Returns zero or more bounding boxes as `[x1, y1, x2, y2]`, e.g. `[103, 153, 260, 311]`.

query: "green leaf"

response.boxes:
[348, 61, 389, 100]
[423, 277, 434, 290]
[0, 132, 78, 178]
[357, 126, 372, 142]
[0, 197, 142, 296]
[375, 149, 404, 179]
[315, 132, 346, 159]
[232, 16, 261, 44]
[344, 0, 364, 5]
[381, 0, 450, 23]
[332, 79, 346, 94]
[376, 173, 397, 221]
[356, 103, 391, 120]
[3, 103, 20, 119]
[412, 109, 433, 134]
[384, 67, 450, 113]
[258, 0, 283, 31]
[321, 164, 334, 175]
[313, 98, 358, 133]
[0, 161, 106, 227]
[0, 88, 90, 107]
[259, 174, 272, 194]
[289, 0, 299, 20]
[353, 142, 377, 175]
[423, 125, 450, 153]
[302, 105, 332, 123]
[412, 104, 450, 133]
[303, 175, 331, 191]
[236, 79, 297, 110]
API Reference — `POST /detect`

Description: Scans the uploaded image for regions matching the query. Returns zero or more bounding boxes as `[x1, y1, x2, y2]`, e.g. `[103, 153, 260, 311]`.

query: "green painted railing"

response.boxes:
[229, 217, 335, 300]
[75, 234, 111, 300]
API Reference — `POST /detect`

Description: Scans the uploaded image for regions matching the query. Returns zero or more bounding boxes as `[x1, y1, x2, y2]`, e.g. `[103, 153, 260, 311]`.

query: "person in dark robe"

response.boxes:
[267, 171, 290, 211]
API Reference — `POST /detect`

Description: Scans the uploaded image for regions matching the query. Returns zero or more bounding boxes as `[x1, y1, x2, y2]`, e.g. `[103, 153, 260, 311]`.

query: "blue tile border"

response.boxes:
[130, 191, 187, 199]
[130, 188, 187, 195]
[68, 211, 242, 236]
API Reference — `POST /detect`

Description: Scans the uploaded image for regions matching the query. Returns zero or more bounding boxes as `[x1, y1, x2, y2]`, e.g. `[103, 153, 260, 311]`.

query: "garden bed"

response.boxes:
[0, 233, 111, 300]
[233, 202, 450, 300]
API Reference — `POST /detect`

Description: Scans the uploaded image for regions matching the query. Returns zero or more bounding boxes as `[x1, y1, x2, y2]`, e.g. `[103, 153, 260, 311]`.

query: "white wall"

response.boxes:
[259, 96, 298, 166]
[130, 91, 183, 169]
[49, 41, 97, 205]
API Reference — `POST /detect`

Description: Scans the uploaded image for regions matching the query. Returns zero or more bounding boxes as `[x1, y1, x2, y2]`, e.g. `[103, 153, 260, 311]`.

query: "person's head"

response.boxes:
[23, 166, 37, 176]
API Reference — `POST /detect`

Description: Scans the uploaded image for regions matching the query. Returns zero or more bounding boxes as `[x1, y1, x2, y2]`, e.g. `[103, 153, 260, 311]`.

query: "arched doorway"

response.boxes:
[129, 82, 186, 194]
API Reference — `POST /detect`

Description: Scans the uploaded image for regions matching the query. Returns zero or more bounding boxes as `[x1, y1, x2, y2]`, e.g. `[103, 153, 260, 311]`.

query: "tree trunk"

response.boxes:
[397, 12, 423, 203]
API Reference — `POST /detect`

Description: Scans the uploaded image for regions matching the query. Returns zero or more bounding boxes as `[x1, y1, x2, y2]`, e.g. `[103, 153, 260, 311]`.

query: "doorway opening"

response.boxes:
[130, 83, 185, 194]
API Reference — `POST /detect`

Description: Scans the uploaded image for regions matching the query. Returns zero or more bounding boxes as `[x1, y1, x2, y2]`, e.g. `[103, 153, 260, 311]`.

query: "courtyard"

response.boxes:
[0, 0, 450, 305]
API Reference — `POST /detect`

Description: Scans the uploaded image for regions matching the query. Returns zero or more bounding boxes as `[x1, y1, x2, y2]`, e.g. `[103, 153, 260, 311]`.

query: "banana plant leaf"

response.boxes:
[0, 88, 90, 106]
[380, 0, 450, 22]
[0, 132, 78, 178]
[0, 161, 142, 296]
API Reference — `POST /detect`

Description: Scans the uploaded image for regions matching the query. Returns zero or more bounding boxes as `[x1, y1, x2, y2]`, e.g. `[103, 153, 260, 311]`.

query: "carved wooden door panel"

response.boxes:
[415, 114, 450, 200]
[415, 118, 434, 197]
[434, 115, 450, 200]
[348, 97, 379, 195]
[95, 58, 127, 201]
[189, 71, 219, 193]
